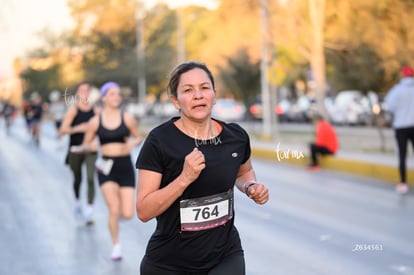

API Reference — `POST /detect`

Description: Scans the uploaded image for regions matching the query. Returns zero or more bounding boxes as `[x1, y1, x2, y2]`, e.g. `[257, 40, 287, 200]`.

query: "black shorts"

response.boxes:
[140, 251, 245, 275]
[97, 155, 135, 188]
[28, 118, 41, 126]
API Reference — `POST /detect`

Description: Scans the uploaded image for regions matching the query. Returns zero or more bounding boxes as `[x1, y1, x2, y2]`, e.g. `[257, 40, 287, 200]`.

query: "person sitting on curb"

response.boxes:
[307, 113, 338, 171]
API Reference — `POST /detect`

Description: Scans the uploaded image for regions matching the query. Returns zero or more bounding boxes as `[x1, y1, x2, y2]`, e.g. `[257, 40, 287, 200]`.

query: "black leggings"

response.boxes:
[310, 143, 333, 165]
[68, 152, 97, 204]
[140, 252, 245, 275]
[395, 127, 414, 183]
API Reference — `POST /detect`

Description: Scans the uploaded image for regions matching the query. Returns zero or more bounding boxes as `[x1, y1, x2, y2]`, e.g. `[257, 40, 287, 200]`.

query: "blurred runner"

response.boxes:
[58, 81, 100, 225]
[77, 81, 142, 260]
[48, 91, 67, 147]
[1, 100, 16, 135]
[384, 65, 414, 194]
[27, 93, 44, 146]
[21, 99, 32, 132]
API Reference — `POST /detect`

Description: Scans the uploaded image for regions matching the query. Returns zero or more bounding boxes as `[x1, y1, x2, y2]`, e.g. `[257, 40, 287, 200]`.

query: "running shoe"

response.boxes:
[396, 183, 409, 194]
[111, 244, 122, 261]
[83, 205, 94, 226]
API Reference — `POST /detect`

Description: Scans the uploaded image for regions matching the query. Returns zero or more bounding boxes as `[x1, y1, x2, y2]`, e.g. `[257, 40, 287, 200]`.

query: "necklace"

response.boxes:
[179, 119, 214, 141]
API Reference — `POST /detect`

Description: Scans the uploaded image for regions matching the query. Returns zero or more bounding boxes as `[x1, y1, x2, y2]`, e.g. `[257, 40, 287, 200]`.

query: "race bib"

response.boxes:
[180, 189, 233, 231]
[95, 157, 114, 176]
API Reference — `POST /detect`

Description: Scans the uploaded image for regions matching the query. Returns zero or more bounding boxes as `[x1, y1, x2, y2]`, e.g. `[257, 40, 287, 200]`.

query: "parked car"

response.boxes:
[151, 102, 178, 118]
[124, 102, 149, 119]
[288, 96, 310, 122]
[212, 98, 246, 122]
[274, 99, 291, 122]
[247, 98, 291, 122]
[304, 96, 336, 122]
[248, 98, 263, 120]
[328, 90, 373, 126]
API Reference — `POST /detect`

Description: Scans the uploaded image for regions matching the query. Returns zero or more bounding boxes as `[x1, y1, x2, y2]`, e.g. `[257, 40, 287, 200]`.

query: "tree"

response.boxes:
[326, 43, 385, 93]
[270, 0, 328, 114]
[68, 0, 138, 88]
[193, 0, 262, 71]
[19, 0, 414, 106]
[323, 0, 414, 93]
[142, 3, 177, 98]
[217, 48, 260, 106]
[20, 64, 60, 100]
[308, 0, 327, 115]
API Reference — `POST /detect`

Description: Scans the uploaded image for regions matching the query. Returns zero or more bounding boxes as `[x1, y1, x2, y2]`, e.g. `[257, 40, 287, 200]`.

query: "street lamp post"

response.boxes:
[177, 7, 185, 63]
[260, 0, 272, 139]
[136, 3, 146, 103]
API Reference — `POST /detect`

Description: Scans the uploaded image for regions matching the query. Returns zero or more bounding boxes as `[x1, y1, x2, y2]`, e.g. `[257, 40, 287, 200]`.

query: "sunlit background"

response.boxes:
[0, 0, 413, 135]
[1, 2, 413, 274]
[0, 0, 218, 77]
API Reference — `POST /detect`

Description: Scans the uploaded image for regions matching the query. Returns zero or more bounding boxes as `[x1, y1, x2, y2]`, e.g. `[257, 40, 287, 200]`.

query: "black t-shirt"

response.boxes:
[136, 117, 251, 272]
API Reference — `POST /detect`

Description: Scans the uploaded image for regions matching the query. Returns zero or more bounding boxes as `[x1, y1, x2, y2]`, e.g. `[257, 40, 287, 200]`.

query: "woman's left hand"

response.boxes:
[247, 183, 269, 205]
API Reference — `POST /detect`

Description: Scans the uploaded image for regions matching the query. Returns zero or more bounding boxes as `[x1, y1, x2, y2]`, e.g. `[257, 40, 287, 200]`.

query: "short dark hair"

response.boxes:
[167, 61, 215, 98]
[75, 80, 90, 93]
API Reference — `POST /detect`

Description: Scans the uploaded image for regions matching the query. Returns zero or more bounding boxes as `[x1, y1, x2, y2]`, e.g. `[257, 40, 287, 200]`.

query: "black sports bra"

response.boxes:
[97, 113, 130, 145]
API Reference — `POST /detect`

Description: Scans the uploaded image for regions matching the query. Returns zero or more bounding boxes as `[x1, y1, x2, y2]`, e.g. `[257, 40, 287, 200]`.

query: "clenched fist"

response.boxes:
[247, 183, 269, 205]
[180, 148, 206, 186]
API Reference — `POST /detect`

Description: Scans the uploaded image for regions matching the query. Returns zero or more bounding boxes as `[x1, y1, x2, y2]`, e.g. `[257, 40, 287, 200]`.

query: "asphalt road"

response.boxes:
[0, 118, 413, 275]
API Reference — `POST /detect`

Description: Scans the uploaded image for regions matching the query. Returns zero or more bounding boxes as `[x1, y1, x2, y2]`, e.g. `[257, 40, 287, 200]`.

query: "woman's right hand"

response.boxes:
[180, 148, 206, 185]
[70, 145, 85, 153]
[70, 139, 98, 153]
[75, 122, 89, 133]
